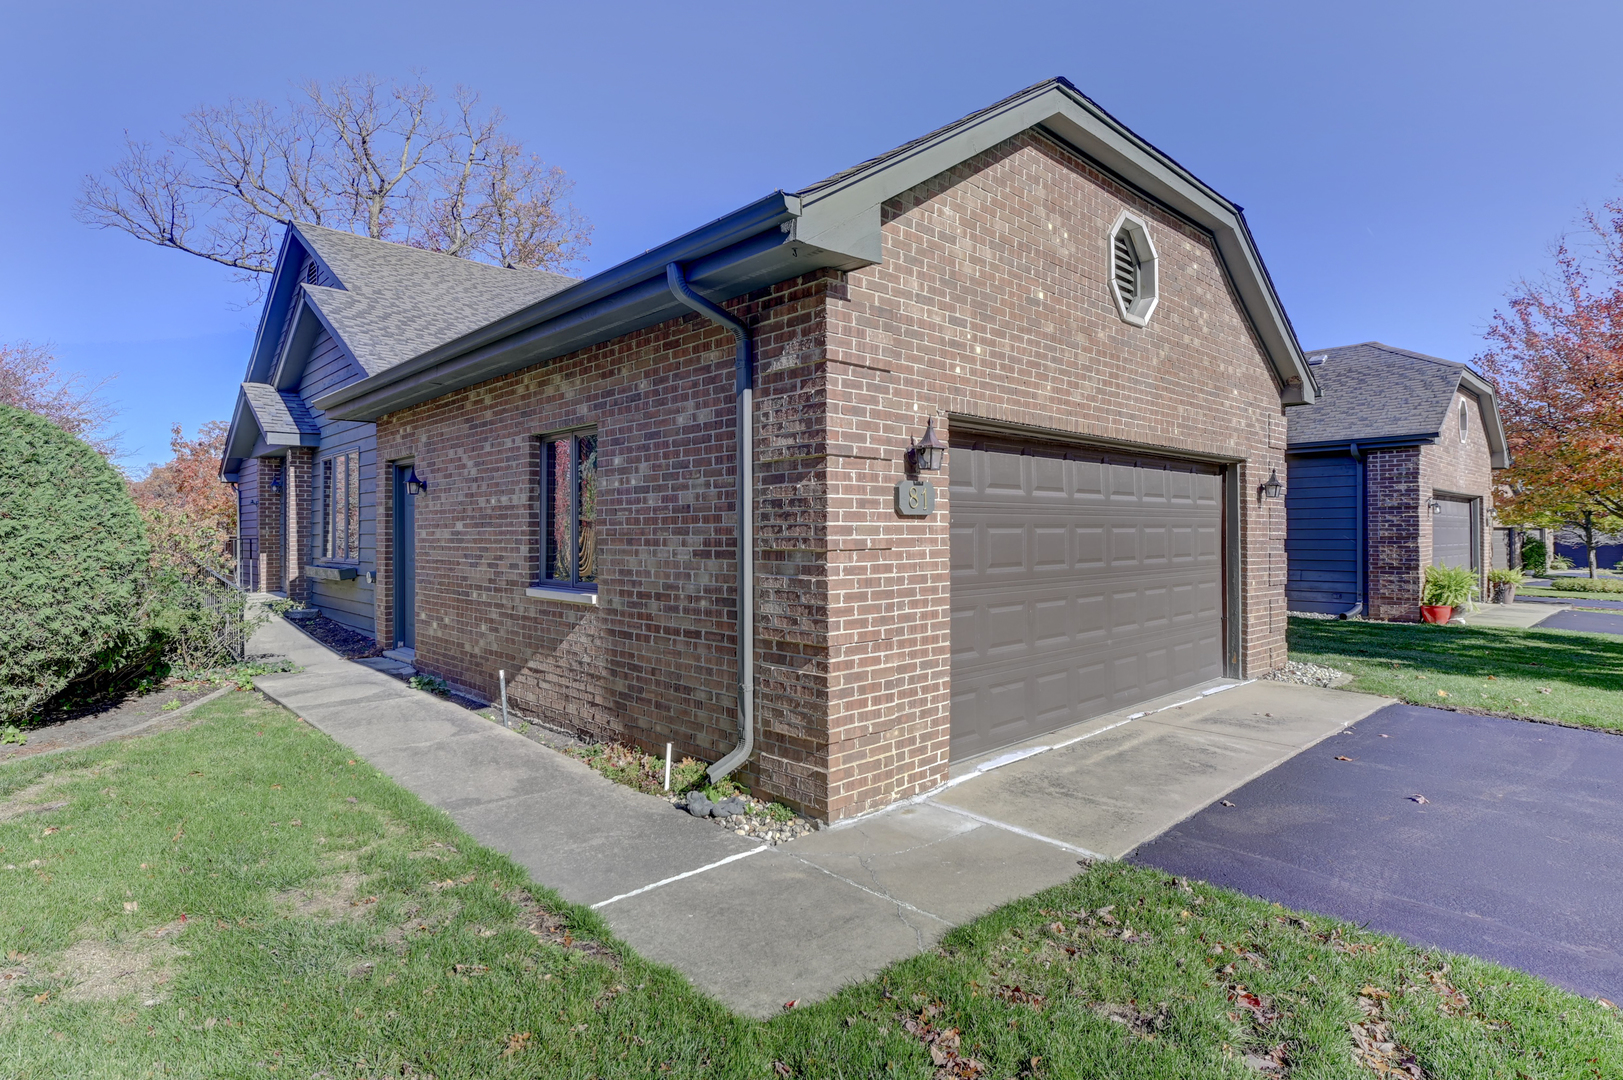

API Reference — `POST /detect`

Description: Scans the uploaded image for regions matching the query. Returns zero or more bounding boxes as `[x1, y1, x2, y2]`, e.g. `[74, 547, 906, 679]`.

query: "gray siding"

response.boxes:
[299, 326, 379, 637]
[237, 458, 261, 592]
[1285, 454, 1362, 615]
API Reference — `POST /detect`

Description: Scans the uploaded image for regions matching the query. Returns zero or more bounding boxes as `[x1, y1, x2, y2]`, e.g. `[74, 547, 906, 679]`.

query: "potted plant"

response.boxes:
[1420, 564, 1478, 623]
[1487, 568, 1525, 604]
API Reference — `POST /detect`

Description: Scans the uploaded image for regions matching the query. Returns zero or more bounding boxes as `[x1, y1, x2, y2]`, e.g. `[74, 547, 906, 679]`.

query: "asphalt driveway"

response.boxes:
[1131, 703, 1623, 1000]
[1537, 608, 1623, 635]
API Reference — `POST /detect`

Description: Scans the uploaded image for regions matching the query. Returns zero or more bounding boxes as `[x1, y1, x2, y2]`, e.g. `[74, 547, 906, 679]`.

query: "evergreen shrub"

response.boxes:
[0, 405, 150, 723]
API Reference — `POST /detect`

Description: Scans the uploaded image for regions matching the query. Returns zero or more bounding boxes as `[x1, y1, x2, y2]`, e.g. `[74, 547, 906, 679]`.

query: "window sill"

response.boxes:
[526, 585, 598, 605]
[304, 564, 358, 581]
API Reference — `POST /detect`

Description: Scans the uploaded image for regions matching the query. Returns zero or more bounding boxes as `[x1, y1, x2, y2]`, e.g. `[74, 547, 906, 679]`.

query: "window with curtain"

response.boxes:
[541, 430, 597, 590]
[321, 449, 361, 562]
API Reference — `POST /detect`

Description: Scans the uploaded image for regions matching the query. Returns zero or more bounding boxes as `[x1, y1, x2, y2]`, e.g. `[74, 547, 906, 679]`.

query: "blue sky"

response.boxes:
[3, 0, 1621, 472]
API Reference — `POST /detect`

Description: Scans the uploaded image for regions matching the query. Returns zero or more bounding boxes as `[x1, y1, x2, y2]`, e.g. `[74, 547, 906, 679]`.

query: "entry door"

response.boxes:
[393, 464, 417, 650]
[1432, 497, 1475, 570]
[950, 440, 1226, 761]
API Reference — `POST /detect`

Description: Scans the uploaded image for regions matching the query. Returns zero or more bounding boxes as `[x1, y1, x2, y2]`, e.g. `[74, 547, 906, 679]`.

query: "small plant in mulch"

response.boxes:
[408, 674, 450, 696]
[565, 742, 705, 796]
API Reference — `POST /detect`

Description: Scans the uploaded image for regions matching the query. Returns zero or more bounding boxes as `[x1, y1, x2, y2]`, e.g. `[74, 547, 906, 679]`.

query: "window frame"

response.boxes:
[1106, 210, 1160, 327]
[319, 448, 362, 564]
[535, 428, 599, 597]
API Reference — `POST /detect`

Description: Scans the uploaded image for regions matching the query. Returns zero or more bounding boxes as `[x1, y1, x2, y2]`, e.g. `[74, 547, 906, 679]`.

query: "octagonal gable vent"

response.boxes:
[1107, 211, 1159, 327]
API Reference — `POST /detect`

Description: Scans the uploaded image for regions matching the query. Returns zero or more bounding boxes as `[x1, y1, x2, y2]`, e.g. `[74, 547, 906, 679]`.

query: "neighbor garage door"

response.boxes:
[950, 439, 1227, 760]
[1432, 497, 1475, 570]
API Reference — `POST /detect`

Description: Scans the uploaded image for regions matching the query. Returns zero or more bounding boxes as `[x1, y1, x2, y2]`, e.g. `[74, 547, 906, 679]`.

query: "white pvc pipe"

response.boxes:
[664, 742, 673, 791]
[499, 670, 510, 729]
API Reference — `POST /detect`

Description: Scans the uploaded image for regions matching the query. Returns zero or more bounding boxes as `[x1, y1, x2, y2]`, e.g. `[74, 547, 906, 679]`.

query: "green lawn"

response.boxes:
[2, 692, 1618, 1078]
[1289, 616, 1623, 732]
[1519, 584, 1623, 603]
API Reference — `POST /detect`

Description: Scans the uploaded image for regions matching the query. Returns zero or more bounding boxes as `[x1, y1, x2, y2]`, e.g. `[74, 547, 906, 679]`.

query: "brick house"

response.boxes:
[1284, 343, 1508, 620]
[248, 78, 1322, 821]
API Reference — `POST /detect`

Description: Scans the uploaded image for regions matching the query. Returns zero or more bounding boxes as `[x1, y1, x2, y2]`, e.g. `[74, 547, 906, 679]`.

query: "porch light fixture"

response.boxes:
[909, 418, 947, 473]
[405, 465, 428, 496]
[1260, 468, 1284, 500]
[268, 476, 284, 493]
[1428, 498, 1442, 514]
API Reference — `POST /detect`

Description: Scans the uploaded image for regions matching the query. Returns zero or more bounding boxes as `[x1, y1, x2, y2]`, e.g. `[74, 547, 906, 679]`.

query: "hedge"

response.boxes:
[0, 404, 150, 723]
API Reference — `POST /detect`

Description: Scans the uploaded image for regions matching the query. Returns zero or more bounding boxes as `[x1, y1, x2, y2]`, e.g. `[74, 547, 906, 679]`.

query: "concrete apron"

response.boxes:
[250, 619, 1388, 1018]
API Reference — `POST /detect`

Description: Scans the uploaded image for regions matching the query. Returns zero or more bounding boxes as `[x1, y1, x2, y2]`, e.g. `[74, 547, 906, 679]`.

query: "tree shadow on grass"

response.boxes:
[1287, 618, 1623, 695]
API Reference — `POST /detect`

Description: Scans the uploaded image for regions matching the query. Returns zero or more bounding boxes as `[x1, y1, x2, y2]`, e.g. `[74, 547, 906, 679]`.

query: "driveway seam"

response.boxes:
[780, 851, 950, 949]
[927, 802, 1107, 860]
[591, 846, 769, 909]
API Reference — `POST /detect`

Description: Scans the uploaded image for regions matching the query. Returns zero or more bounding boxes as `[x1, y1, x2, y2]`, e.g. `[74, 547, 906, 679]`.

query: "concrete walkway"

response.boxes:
[1453, 601, 1567, 629]
[251, 618, 1387, 1017]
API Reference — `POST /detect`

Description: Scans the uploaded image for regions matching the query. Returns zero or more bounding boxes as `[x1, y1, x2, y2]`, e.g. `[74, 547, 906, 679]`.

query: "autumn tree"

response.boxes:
[129, 421, 238, 575]
[1478, 194, 1623, 576]
[78, 74, 590, 296]
[0, 341, 119, 456]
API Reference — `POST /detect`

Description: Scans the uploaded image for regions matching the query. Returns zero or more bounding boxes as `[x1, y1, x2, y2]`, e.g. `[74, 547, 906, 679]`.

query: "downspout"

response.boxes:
[665, 263, 754, 782]
[1345, 443, 1365, 618]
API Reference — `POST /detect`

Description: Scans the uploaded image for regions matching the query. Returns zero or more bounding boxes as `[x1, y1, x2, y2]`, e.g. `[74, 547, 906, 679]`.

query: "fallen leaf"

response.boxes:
[33, 992, 50, 1004]
[782, 1000, 798, 1011]
[1486, 675, 1498, 680]
[1409, 794, 1429, 804]
[1436, 690, 1449, 698]
[1379, 734, 1390, 738]
[1538, 688, 1553, 694]
[1220, 800, 1236, 807]
[1597, 997, 1618, 1010]
[1335, 756, 1353, 762]
[772, 1063, 792, 1077]
[502, 1031, 533, 1058]
[124, 901, 139, 913]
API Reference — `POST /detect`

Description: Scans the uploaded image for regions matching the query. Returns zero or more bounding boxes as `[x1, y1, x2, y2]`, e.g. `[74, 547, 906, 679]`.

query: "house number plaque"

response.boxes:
[895, 479, 936, 517]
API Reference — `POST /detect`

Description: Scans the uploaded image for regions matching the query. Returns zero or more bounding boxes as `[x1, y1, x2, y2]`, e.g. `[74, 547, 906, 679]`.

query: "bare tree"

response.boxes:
[0, 341, 120, 456]
[78, 74, 590, 296]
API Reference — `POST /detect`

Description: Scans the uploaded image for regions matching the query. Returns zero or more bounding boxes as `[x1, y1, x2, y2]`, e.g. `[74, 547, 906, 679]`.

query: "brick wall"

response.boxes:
[1419, 389, 1496, 597]
[374, 274, 837, 813]
[1365, 447, 1422, 620]
[816, 129, 1290, 817]
[257, 457, 285, 594]
[372, 128, 1292, 821]
[285, 447, 314, 604]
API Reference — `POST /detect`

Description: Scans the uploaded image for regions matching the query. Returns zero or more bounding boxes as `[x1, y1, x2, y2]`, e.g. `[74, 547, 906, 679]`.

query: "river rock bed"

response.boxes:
[1262, 660, 1351, 688]
[670, 791, 817, 844]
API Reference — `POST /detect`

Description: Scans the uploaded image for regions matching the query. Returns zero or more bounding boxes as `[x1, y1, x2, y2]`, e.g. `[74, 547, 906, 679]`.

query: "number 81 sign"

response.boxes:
[894, 479, 936, 517]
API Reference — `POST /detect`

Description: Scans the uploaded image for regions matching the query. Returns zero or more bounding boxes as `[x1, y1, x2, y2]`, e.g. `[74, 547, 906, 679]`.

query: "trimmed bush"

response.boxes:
[1521, 538, 1547, 575]
[1547, 576, 1623, 594]
[0, 404, 150, 723]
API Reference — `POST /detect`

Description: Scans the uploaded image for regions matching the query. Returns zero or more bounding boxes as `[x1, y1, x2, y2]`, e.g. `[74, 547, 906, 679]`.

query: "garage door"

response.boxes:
[950, 439, 1227, 760]
[1432, 497, 1475, 570]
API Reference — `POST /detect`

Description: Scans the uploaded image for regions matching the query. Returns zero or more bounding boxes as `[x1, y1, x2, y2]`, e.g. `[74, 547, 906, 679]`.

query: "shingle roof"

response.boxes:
[293, 223, 578, 376]
[241, 381, 320, 442]
[1286, 342, 1474, 446]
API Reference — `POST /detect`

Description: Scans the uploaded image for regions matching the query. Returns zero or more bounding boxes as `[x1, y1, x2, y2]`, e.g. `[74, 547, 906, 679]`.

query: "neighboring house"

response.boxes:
[219, 223, 574, 634]
[1284, 343, 1508, 620]
[282, 77, 1319, 822]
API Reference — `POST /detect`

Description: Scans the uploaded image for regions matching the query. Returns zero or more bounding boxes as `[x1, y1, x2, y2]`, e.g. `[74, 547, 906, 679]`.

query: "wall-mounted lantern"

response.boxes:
[268, 476, 284, 493]
[908, 418, 947, 473]
[1259, 468, 1283, 501]
[1427, 498, 1442, 514]
[405, 465, 428, 496]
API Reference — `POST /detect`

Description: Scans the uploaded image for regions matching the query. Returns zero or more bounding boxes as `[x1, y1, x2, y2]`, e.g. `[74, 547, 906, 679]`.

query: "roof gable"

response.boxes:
[1287, 342, 1509, 466]
[314, 77, 1318, 422]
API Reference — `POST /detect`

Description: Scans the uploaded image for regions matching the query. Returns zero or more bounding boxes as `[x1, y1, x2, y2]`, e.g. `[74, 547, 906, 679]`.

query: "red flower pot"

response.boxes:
[1420, 605, 1453, 624]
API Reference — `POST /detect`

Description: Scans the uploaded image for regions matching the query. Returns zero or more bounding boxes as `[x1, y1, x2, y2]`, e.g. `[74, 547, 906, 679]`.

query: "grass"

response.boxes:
[2, 692, 1618, 1078]
[1289, 616, 1623, 732]
[1520, 584, 1623, 602]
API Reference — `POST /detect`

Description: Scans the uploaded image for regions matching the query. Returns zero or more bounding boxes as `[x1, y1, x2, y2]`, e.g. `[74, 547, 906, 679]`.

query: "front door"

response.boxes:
[393, 464, 417, 650]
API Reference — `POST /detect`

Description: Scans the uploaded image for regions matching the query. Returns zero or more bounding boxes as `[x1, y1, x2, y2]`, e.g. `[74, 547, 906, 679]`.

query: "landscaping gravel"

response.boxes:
[1262, 660, 1350, 688]
[673, 790, 816, 845]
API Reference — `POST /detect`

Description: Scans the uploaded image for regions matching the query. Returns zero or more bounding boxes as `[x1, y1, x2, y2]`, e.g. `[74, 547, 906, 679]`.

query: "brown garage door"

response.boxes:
[1432, 496, 1475, 570]
[950, 439, 1226, 760]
